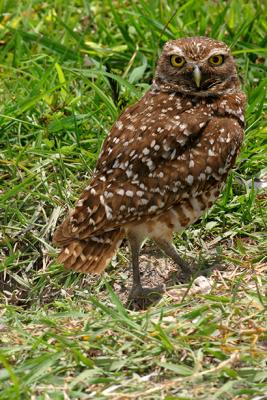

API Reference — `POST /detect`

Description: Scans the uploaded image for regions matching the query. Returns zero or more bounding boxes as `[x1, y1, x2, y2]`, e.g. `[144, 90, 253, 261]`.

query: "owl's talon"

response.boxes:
[178, 262, 194, 276]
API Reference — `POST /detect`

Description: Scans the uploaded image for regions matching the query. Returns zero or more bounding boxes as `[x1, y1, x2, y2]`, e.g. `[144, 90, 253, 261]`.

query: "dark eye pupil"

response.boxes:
[175, 57, 182, 64]
[213, 56, 219, 63]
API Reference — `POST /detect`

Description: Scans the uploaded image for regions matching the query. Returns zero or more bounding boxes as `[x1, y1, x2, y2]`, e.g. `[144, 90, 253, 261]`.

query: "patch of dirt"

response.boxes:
[114, 246, 181, 309]
[108, 243, 221, 310]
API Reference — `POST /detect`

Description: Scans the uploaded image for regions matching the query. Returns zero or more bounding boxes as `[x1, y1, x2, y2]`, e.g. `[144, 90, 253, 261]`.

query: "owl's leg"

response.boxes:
[128, 233, 164, 300]
[154, 238, 192, 277]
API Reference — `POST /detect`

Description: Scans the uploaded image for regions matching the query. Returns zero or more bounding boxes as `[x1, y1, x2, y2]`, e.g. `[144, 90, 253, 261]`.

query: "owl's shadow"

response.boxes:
[121, 246, 224, 311]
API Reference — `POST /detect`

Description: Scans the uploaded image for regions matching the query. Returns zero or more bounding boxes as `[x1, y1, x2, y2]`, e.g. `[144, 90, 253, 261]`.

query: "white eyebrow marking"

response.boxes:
[206, 49, 229, 58]
[166, 45, 185, 57]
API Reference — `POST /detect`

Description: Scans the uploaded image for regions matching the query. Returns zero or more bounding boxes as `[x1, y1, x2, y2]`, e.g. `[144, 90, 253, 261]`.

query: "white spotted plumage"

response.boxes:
[54, 36, 246, 282]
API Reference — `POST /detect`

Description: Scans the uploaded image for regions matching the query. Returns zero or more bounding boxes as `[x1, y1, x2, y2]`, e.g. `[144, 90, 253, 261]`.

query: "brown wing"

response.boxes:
[53, 89, 245, 246]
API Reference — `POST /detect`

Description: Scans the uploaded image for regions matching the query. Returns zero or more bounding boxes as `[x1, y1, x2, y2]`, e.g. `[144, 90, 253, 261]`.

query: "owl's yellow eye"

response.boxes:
[170, 55, 186, 68]
[209, 54, 224, 65]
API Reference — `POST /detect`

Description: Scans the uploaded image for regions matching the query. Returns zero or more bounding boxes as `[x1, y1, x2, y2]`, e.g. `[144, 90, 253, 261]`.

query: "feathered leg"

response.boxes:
[128, 233, 165, 300]
[154, 238, 192, 277]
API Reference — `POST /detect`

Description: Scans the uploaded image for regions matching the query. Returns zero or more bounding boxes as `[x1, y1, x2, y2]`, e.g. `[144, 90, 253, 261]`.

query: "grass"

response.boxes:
[0, 0, 266, 398]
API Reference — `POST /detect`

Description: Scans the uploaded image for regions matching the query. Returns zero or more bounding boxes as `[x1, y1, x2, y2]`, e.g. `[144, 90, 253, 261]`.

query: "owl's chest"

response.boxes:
[126, 184, 223, 241]
[169, 183, 223, 233]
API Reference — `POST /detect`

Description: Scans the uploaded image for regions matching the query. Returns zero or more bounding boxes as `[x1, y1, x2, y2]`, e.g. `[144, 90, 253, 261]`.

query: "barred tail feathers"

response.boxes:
[57, 229, 124, 274]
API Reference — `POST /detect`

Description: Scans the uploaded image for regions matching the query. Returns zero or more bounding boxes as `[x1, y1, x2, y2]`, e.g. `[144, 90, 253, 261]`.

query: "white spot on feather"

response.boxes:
[189, 160, 194, 168]
[186, 175, 194, 185]
[126, 190, 134, 197]
[148, 205, 158, 213]
[208, 149, 216, 156]
[115, 121, 123, 130]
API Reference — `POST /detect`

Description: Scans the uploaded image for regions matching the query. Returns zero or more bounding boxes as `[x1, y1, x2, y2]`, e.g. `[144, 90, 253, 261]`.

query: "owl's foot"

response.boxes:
[127, 233, 165, 301]
[154, 238, 193, 275]
[128, 284, 165, 301]
[178, 267, 194, 283]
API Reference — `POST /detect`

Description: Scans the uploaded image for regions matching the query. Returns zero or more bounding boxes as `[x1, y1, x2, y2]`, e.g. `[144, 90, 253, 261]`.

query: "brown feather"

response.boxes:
[57, 229, 124, 274]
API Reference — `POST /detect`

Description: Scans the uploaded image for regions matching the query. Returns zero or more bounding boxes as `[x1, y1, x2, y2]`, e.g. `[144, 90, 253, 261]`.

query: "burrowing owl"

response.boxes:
[53, 36, 246, 299]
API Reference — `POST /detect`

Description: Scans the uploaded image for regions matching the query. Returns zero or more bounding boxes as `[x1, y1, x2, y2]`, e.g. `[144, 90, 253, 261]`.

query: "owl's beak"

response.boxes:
[193, 65, 201, 88]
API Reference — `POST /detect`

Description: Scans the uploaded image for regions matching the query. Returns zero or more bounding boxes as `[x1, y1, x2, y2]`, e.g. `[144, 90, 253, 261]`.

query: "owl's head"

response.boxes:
[155, 36, 240, 97]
